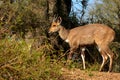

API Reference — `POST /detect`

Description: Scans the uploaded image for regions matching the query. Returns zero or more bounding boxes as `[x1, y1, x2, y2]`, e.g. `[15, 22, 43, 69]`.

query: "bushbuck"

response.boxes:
[49, 16, 115, 72]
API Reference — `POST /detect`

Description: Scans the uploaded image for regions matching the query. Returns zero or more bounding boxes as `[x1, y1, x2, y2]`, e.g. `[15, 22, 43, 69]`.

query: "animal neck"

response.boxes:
[58, 25, 69, 41]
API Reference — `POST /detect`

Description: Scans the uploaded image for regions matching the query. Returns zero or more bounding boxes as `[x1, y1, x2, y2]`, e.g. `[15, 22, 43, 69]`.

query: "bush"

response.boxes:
[0, 38, 64, 80]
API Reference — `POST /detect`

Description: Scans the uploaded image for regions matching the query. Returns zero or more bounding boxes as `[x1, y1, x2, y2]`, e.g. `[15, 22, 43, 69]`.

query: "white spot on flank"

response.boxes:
[65, 39, 69, 43]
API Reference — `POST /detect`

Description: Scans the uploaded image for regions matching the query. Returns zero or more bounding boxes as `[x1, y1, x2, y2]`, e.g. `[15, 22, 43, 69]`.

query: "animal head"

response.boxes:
[49, 15, 62, 33]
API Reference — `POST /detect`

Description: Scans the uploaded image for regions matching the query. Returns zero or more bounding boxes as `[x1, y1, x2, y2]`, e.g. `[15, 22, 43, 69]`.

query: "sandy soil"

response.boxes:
[61, 68, 120, 80]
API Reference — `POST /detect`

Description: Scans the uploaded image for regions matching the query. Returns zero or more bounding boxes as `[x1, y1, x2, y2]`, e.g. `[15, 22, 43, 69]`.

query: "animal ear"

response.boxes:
[57, 16, 62, 24]
[53, 14, 58, 22]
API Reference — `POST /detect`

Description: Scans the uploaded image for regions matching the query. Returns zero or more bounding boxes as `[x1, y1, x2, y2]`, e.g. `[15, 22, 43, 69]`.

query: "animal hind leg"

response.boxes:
[98, 48, 108, 71]
[104, 46, 114, 72]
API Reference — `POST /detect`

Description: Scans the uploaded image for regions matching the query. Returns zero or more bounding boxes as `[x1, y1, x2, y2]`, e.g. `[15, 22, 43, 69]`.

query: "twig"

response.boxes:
[56, 49, 70, 63]
[0, 57, 18, 69]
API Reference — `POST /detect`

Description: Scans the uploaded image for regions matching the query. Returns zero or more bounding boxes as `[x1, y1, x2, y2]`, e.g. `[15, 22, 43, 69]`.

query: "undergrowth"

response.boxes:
[0, 38, 64, 80]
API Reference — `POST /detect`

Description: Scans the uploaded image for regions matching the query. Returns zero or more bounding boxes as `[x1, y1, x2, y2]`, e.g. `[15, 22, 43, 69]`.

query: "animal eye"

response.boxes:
[53, 25, 56, 27]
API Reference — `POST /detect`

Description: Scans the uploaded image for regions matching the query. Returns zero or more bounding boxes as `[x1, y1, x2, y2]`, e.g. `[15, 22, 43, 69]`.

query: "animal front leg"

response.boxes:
[81, 47, 86, 69]
[67, 47, 76, 64]
[68, 48, 75, 60]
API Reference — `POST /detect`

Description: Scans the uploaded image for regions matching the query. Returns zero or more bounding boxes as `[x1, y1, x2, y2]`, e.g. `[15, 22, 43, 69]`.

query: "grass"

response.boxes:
[0, 38, 64, 80]
[88, 71, 94, 77]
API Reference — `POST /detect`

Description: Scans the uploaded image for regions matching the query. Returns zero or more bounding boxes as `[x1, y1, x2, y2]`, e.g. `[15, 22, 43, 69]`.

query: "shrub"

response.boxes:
[0, 38, 64, 80]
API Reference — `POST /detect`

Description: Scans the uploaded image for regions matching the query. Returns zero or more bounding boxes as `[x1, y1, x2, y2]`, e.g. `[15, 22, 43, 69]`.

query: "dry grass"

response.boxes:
[0, 38, 63, 80]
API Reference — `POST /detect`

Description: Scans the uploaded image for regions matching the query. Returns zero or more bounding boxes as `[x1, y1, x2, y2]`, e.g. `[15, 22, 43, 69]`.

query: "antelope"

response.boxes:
[49, 16, 115, 72]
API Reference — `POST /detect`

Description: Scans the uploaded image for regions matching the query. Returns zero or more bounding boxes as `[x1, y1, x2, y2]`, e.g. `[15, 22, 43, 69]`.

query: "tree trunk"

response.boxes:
[48, 0, 71, 27]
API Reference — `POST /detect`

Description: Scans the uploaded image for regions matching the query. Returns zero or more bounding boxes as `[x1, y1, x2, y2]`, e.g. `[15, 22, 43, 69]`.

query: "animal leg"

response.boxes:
[104, 46, 114, 72]
[66, 47, 76, 64]
[68, 47, 76, 60]
[99, 50, 108, 72]
[81, 47, 86, 69]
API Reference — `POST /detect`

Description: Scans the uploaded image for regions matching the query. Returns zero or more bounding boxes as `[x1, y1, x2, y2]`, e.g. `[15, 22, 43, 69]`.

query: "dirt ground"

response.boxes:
[61, 68, 120, 80]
